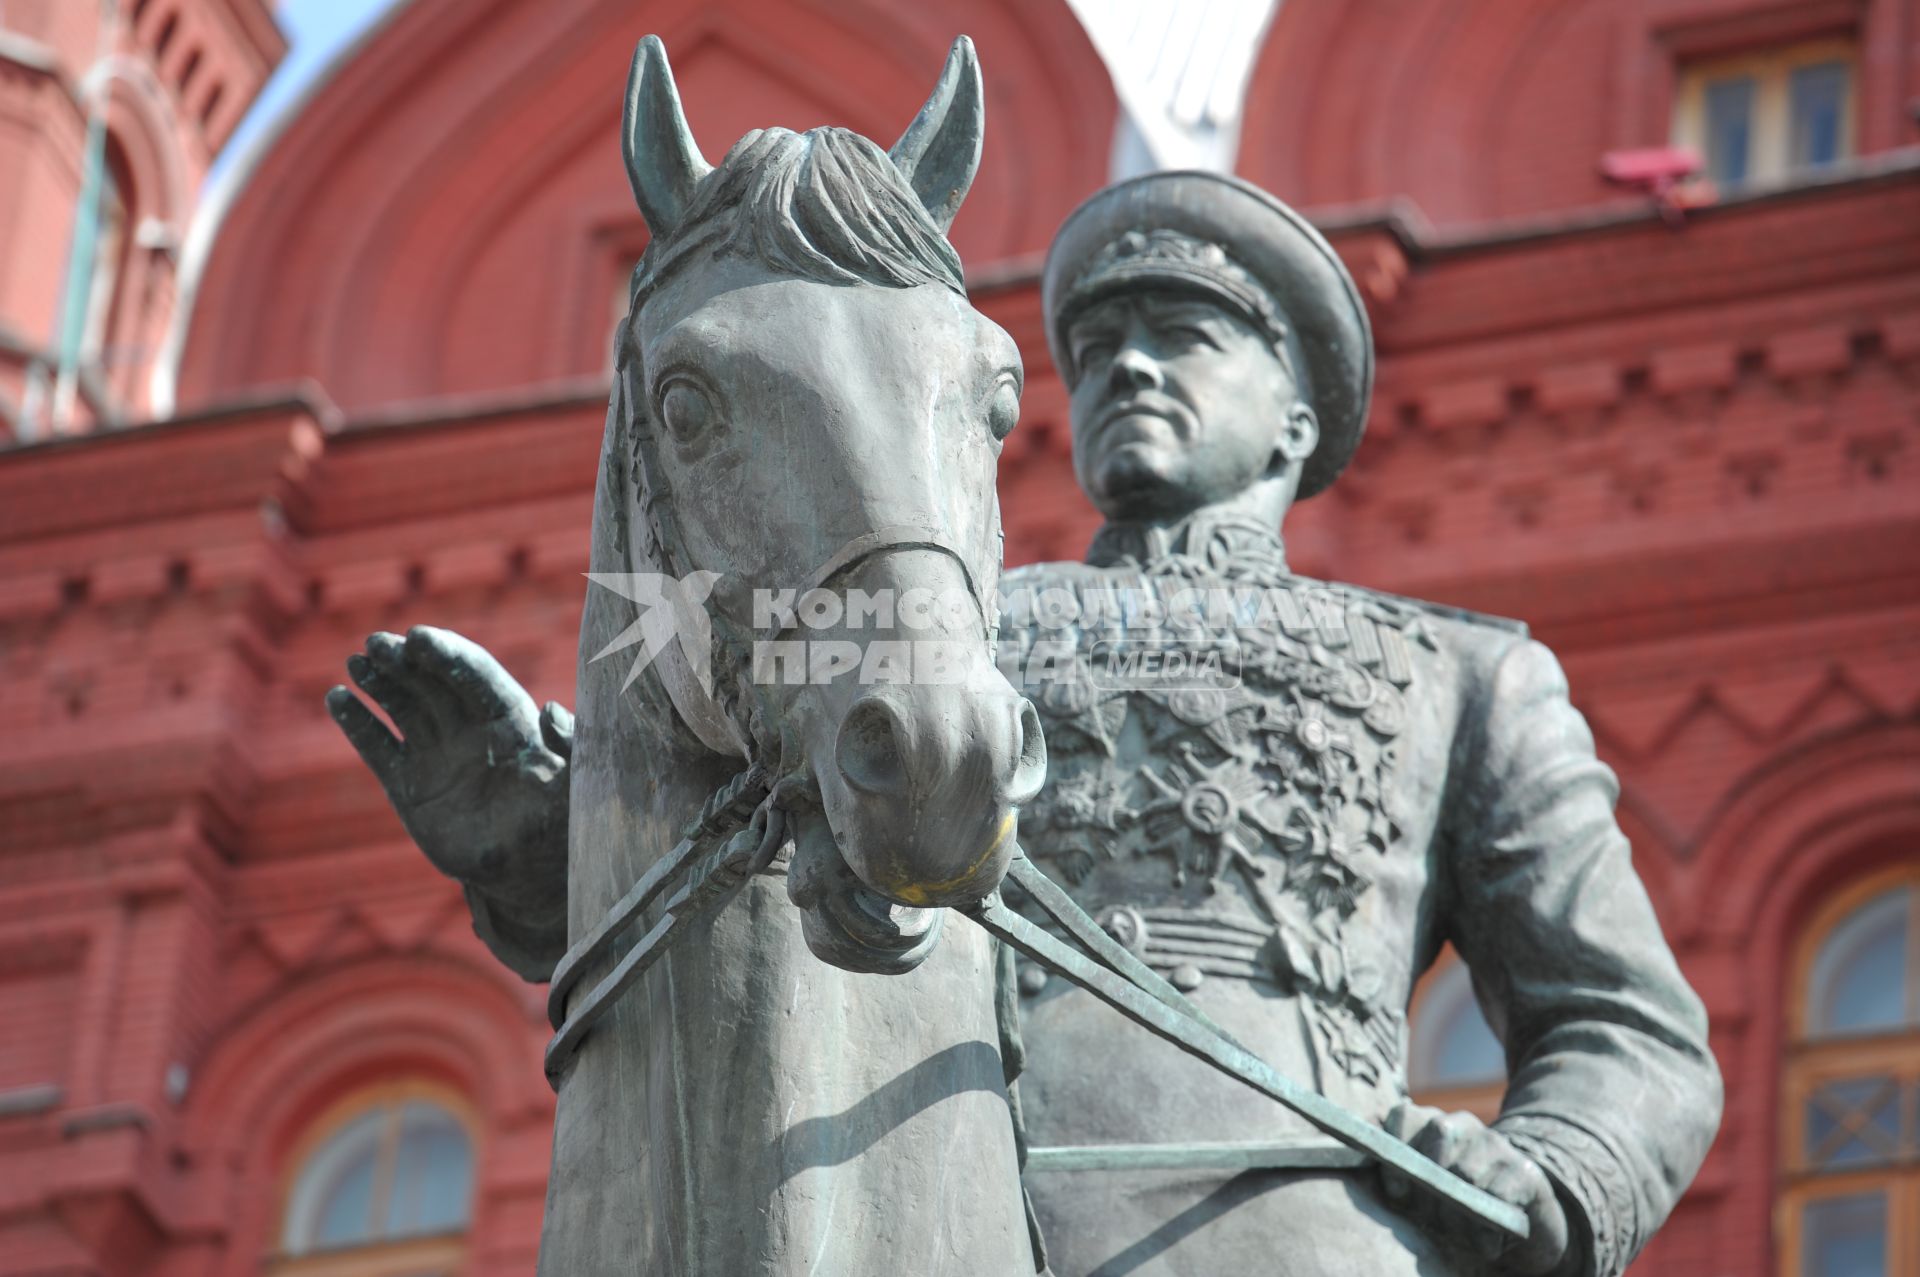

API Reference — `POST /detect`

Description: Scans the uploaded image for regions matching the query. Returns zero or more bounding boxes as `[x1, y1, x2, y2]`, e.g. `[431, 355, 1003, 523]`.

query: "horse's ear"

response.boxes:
[889, 36, 984, 232]
[623, 36, 712, 239]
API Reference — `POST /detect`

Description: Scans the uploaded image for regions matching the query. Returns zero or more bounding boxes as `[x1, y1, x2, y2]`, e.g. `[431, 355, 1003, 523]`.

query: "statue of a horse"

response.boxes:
[328, 35, 1044, 1274]
[547, 35, 1048, 1273]
[545, 34, 1052, 1267]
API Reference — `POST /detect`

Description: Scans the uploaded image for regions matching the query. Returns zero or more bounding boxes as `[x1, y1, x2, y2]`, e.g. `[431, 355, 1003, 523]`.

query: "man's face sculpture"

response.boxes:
[1065, 291, 1318, 522]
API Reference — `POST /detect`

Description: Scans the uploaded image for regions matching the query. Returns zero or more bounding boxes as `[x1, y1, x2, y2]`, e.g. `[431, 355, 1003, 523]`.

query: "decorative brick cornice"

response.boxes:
[1392, 311, 1918, 439]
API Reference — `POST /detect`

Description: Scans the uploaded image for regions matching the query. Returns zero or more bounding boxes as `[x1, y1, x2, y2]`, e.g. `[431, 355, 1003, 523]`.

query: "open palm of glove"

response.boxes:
[326, 626, 570, 911]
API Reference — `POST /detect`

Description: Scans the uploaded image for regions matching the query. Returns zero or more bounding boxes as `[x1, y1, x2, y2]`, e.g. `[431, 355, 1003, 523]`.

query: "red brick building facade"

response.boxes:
[2, 1, 1917, 1273]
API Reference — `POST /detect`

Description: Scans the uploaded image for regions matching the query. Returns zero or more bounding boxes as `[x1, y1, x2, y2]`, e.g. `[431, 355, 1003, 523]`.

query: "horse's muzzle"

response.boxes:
[815, 662, 1046, 909]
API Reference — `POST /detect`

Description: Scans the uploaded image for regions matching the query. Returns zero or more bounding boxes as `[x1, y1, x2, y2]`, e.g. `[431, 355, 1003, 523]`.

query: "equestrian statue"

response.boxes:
[328, 34, 1721, 1277]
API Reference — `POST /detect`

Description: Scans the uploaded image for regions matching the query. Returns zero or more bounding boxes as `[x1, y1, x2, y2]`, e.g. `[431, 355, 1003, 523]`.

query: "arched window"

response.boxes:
[275, 1082, 476, 1276]
[1408, 950, 1506, 1120]
[1783, 871, 1920, 1277]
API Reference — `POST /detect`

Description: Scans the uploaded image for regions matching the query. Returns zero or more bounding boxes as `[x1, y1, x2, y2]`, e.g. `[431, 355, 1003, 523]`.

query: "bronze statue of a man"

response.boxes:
[328, 169, 1721, 1275]
[985, 171, 1722, 1275]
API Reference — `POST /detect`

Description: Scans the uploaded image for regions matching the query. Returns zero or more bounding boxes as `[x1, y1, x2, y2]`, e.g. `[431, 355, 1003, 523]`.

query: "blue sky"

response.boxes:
[208, 0, 403, 186]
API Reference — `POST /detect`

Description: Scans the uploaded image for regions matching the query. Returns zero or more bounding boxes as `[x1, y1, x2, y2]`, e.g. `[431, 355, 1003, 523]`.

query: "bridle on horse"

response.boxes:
[547, 343, 1004, 1080]
[542, 509, 996, 1086]
[541, 317, 1531, 1250]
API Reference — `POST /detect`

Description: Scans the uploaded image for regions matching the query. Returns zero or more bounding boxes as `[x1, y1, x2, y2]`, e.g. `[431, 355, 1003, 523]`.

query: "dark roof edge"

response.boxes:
[330, 375, 610, 440]
[961, 151, 1920, 291]
[1321, 148, 1920, 260]
[0, 381, 339, 463]
[0, 373, 617, 465]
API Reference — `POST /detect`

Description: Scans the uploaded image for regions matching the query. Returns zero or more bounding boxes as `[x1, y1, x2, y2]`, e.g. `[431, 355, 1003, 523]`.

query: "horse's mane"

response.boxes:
[628, 126, 967, 307]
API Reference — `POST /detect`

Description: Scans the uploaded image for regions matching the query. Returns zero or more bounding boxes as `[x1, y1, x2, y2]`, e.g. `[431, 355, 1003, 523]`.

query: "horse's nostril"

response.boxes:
[836, 694, 910, 794]
[1010, 697, 1047, 804]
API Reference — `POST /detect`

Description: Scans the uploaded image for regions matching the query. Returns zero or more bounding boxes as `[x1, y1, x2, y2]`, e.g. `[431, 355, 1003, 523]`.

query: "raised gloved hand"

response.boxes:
[326, 626, 570, 917]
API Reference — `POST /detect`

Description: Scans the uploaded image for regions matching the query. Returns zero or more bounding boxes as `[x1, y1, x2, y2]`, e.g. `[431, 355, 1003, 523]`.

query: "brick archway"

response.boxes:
[178, 956, 550, 1277]
[1680, 725, 1920, 1272]
[174, 0, 1117, 413]
[1238, 0, 1661, 227]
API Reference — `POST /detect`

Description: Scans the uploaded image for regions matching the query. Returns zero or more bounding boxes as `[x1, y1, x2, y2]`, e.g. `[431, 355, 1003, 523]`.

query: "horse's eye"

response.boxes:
[659, 379, 715, 444]
[987, 375, 1020, 442]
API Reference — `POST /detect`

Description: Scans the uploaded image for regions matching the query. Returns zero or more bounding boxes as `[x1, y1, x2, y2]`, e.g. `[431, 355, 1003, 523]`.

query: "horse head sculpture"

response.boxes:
[593, 36, 1046, 971]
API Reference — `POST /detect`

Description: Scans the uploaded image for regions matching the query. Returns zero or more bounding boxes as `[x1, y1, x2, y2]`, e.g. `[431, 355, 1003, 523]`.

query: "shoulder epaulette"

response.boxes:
[1333, 580, 1530, 638]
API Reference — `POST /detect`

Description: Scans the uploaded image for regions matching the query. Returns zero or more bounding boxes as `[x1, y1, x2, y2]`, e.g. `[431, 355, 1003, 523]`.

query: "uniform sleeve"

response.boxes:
[464, 883, 568, 983]
[462, 702, 573, 983]
[1443, 637, 1722, 1277]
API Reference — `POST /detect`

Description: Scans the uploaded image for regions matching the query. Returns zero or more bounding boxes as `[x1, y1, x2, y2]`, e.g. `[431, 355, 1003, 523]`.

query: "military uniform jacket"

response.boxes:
[995, 513, 1721, 1277]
